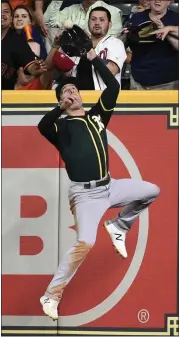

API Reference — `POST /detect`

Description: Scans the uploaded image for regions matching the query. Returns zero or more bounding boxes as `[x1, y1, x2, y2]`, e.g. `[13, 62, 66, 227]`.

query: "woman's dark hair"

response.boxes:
[89, 6, 111, 22]
[13, 5, 35, 25]
[1, 0, 13, 15]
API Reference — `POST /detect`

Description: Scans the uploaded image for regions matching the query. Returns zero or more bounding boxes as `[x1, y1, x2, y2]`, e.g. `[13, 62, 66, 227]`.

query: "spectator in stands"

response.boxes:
[131, 0, 150, 16]
[34, 1, 82, 36]
[43, 0, 123, 52]
[14, 29, 75, 90]
[13, 5, 47, 60]
[69, 7, 126, 90]
[129, 0, 179, 90]
[9, 0, 32, 10]
[150, 25, 179, 40]
[1, 0, 46, 90]
[34, 0, 63, 37]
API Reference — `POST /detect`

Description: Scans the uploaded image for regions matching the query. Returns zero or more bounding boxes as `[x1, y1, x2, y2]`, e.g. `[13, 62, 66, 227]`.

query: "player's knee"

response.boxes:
[77, 241, 94, 258]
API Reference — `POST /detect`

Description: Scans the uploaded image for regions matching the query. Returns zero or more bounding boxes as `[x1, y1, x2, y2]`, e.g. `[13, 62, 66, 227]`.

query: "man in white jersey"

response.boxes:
[71, 6, 127, 90]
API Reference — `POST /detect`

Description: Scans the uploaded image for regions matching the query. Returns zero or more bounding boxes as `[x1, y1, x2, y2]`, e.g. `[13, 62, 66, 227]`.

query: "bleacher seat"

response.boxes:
[169, 2, 179, 13]
[113, 2, 134, 16]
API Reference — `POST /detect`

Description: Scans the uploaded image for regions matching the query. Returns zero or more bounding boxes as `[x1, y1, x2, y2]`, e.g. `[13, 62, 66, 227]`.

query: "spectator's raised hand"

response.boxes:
[52, 29, 64, 49]
[28, 59, 47, 76]
[150, 16, 164, 29]
[149, 26, 176, 41]
[16, 67, 33, 88]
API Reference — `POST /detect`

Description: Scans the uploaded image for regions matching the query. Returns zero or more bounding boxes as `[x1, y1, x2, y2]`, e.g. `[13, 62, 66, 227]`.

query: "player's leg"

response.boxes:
[105, 178, 160, 258]
[40, 185, 109, 319]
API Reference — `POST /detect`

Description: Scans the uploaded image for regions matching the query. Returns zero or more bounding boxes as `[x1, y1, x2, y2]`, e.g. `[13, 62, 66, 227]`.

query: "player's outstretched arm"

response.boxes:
[87, 49, 120, 126]
[87, 49, 120, 111]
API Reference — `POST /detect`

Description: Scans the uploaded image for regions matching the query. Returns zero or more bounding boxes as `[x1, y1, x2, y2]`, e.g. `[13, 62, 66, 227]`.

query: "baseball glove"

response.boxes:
[60, 24, 93, 57]
[126, 21, 158, 45]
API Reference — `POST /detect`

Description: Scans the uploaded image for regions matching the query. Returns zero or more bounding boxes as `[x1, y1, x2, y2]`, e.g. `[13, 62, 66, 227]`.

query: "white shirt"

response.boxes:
[71, 35, 127, 90]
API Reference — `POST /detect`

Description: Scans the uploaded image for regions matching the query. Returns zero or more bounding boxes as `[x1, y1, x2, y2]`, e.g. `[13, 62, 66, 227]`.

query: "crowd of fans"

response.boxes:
[2, 0, 179, 91]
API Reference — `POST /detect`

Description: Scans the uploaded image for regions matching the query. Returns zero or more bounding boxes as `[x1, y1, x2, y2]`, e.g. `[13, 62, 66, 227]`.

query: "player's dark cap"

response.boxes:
[56, 77, 80, 101]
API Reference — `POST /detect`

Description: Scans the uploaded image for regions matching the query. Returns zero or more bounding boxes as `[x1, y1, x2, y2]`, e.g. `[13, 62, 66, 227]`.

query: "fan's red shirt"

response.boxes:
[18, 77, 52, 90]
[10, 0, 32, 9]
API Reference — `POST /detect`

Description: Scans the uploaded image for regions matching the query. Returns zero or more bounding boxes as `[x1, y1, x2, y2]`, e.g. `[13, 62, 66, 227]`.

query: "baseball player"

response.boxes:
[71, 6, 127, 89]
[38, 26, 160, 320]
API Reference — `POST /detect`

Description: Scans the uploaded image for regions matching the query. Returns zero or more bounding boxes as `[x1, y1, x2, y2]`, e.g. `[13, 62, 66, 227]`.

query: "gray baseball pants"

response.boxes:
[45, 176, 160, 301]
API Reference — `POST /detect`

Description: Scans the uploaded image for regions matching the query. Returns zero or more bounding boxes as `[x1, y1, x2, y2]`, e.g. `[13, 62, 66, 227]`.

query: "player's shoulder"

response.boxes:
[87, 103, 99, 116]
[102, 35, 123, 45]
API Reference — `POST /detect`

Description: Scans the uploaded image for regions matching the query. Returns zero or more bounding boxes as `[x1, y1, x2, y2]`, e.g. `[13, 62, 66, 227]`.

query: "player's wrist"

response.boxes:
[52, 44, 60, 49]
[87, 48, 96, 61]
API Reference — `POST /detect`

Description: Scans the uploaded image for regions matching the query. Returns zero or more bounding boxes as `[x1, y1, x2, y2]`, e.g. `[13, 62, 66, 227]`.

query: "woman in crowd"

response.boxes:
[9, 0, 32, 10]
[1, 0, 46, 90]
[13, 5, 47, 60]
[12, 6, 75, 90]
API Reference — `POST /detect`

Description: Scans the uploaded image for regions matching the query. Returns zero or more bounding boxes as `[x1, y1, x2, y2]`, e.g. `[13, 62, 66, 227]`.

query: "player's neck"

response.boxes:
[67, 108, 85, 117]
[92, 36, 104, 48]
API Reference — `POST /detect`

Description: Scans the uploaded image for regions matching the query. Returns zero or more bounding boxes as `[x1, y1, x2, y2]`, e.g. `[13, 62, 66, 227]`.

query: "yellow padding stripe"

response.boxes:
[87, 115, 107, 176]
[100, 97, 114, 112]
[69, 118, 102, 179]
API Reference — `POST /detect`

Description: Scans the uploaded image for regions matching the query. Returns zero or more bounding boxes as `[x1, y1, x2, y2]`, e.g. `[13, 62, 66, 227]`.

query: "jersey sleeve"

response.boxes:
[38, 105, 64, 146]
[89, 56, 120, 127]
[90, 88, 117, 128]
[106, 39, 127, 72]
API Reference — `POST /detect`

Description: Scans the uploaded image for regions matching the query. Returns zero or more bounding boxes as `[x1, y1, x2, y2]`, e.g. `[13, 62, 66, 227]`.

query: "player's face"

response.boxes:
[13, 8, 32, 30]
[150, 0, 171, 13]
[61, 84, 82, 114]
[1, 3, 12, 29]
[89, 11, 111, 38]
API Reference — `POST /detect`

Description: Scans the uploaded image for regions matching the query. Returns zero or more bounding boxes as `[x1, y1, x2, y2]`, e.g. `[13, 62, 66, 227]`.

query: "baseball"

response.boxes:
[63, 20, 73, 29]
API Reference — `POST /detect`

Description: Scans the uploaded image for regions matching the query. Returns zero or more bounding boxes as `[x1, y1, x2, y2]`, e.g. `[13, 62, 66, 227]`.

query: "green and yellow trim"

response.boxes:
[100, 97, 114, 112]
[68, 118, 103, 179]
[87, 115, 107, 177]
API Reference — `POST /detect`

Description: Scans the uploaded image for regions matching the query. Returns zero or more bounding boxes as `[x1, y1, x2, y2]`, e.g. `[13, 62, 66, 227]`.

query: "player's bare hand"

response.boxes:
[59, 98, 74, 110]
[52, 29, 64, 49]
